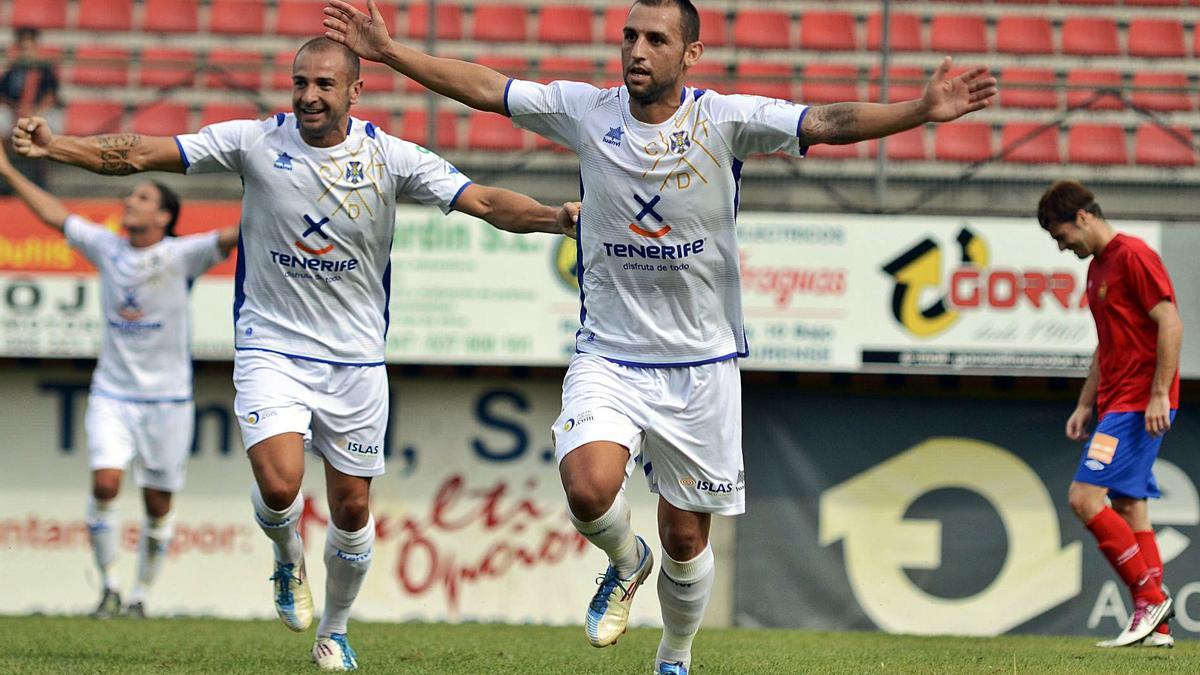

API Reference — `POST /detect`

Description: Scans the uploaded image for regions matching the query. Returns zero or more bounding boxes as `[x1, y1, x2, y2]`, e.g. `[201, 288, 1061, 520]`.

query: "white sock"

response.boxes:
[317, 516, 375, 638]
[129, 514, 174, 604]
[86, 496, 120, 591]
[656, 544, 716, 669]
[250, 483, 305, 564]
[570, 492, 642, 577]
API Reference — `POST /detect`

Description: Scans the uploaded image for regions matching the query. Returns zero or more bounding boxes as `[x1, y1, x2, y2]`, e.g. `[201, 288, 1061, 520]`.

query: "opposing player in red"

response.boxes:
[1038, 180, 1181, 647]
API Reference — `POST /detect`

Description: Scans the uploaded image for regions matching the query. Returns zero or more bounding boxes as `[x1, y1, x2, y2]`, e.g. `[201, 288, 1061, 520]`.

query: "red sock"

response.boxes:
[1135, 529, 1171, 634]
[1085, 508, 1164, 604]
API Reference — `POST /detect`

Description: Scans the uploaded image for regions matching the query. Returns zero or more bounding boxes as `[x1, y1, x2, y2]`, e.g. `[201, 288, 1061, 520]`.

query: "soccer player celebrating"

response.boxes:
[1038, 181, 1180, 648]
[323, 1, 996, 671]
[12, 38, 575, 670]
[0, 142, 237, 619]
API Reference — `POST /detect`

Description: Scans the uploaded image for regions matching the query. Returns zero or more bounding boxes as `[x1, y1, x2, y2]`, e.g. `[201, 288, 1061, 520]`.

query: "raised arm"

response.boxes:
[323, 0, 508, 114]
[802, 57, 996, 146]
[217, 224, 240, 257]
[1145, 300, 1182, 436]
[0, 137, 69, 230]
[452, 184, 578, 238]
[11, 116, 186, 175]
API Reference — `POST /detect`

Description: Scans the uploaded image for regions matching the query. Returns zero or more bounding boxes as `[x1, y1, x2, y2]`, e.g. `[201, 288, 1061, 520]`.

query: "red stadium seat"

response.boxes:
[276, 1, 336, 37]
[602, 58, 623, 89]
[735, 62, 794, 100]
[1001, 122, 1060, 164]
[408, 3, 464, 40]
[995, 17, 1053, 55]
[72, 47, 130, 87]
[401, 110, 461, 149]
[467, 112, 526, 151]
[733, 10, 792, 49]
[867, 13, 922, 52]
[475, 56, 529, 82]
[472, 5, 528, 42]
[1066, 70, 1124, 111]
[12, 1, 68, 30]
[200, 102, 261, 127]
[935, 123, 993, 162]
[138, 48, 197, 88]
[1127, 20, 1186, 59]
[1067, 124, 1127, 165]
[76, 0, 133, 31]
[868, 126, 927, 161]
[802, 64, 858, 104]
[346, 106, 391, 129]
[807, 142, 861, 160]
[65, 101, 125, 136]
[687, 62, 728, 92]
[1060, 0, 1116, 4]
[603, 7, 628, 44]
[1135, 125, 1195, 166]
[1061, 18, 1119, 57]
[272, 51, 296, 91]
[538, 7, 594, 44]
[698, 9, 728, 47]
[209, 0, 266, 35]
[1131, 72, 1192, 112]
[930, 16, 987, 54]
[142, 0, 199, 33]
[360, 62, 396, 94]
[999, 68, 1057, 109]
[205, 51, 263, 90]
[799, 12, 856, 51]
[869, 66, 925, 103]
[538, 58, 596, 84]
[1126, 0, 1184, 5]
[132, 103, 190, 136]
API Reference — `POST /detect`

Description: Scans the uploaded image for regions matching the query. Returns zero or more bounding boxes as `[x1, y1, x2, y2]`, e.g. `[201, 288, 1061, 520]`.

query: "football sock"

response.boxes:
[317, 516, 375, 638]
[570, 491, 642, 578]
[656, 544, 715, 669]
[1086, 507, 1164, 604]
[86, 495, 120, 591]
[129, 514, 174, 605]
[1135, 529, 1170, 634]
[250, 483, 305, 565]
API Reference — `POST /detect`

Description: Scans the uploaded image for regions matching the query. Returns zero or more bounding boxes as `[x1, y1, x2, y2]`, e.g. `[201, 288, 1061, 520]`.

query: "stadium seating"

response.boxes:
[1001, 122, 1060, 164]
[1130, 72, 1192, 112]
[1061, 18, 1120, 56]
[1066, 70, 1124, 111]
[1067, 124, 1128, 165]
[402, 109, 461, 149]
[472, 5, 528, 43]
[538, 7, 594, 44]
[688, 61, 729, 92]
[1135, 125, 1195, 166]
[798, 12, 857, 51]
[206, 50, 263, 90]
[698, 9, 728, 47]
[476, 56, 530, 80]
[995, 17, 1054, 55]
[209, 0, 266, 35]
[361, 62, 396, 94]
[200, 102, 262, 127]
[138, 48, 196, 89]
[65, 101, 125, 136]
[537, 58, 596, 84]
[276, 1, 335, 37]
[930, 16, 987, 54]
[935, 123, 994, 162]
[272, 52, 296, 91]
[71, 47, 130, 88]
[866, 13, 923, 52]
[408, 3, 464, 40]
[807, 141, 861, 160]
[1127, 19, 1187, 58]
[736, 62, 794, 100]
[869, 66, 925, 103]
[132, 102, 190, 136]
[869, 126, 927, 161]
[76, 0, 133, 31]
[1000, 68, 1058, 109]
[602, 7, 628, 45]
[802, 64, 858, 104]
[467, 111, 526, 151]
[11, 0, 68, 30]
[141, 0, 200, 34]
[733, 10, 792, 50]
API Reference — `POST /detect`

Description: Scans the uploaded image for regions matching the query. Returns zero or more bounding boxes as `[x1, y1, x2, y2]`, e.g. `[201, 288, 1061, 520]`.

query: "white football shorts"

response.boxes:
[233, 350, 388, 477]
[85, 393, 195, 492]
[551, 353, 745, 515]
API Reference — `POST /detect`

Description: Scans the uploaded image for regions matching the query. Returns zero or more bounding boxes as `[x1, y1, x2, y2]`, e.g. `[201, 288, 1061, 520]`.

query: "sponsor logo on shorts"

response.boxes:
[338, 437, 381, 454]
[680, 476, 736, 494]
[1085, 459, 1105, 472]
[1087, 432, 1119, 464]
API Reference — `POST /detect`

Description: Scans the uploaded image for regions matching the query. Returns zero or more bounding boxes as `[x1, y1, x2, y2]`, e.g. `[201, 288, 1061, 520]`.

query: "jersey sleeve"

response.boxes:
[175, 119, 264, 174]
[711, 93, 808, 160]
[384, 133, 474, 214]
[1126, 245, 1176, 312]
[173, 231, 224, 280]
[63, 214, 121, 267]
[504, 79, 605, 151]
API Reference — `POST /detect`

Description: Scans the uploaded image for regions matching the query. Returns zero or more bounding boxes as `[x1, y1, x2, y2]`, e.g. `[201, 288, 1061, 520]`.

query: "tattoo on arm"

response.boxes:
[802, 104, 860, 146]
[96, 134, 142, 175]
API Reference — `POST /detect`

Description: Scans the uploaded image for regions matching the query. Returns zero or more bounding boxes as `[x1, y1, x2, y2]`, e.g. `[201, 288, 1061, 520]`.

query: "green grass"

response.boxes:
[0, 616, 1196, 674]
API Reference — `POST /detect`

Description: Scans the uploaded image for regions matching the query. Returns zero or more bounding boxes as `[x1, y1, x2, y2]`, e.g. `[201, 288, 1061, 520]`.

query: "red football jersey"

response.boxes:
[1087, 233, 1179, 416]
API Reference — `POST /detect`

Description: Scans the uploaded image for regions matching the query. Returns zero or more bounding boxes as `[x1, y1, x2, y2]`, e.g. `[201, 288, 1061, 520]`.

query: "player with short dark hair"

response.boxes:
[1038, 180, 1180, 648]
[323, 1, 996, 672]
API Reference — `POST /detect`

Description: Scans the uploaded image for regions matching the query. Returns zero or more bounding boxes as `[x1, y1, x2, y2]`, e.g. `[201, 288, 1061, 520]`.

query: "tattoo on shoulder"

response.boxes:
[96, 134, 142, 175]
[803, 104, 859, 146]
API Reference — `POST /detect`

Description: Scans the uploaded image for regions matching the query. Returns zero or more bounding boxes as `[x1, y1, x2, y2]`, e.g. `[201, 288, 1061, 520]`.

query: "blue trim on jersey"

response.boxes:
[448, 181, 473, 211]
[679, 88, 686, 104]
[346, 117, 352, 135]
[796, 107, 810, 156]
[174, 137, 191, 169]
[576, 171, 588, 328]
[584, 350, 744, 369]
[381, 256, 393, 337]
[365, 121, 377, 138]
[92, 388, 192, 404]
[731, 159, 744, 217]
[503, 78, 515, 117]
[275, 112, 286, 126]
[232, 231, 247, 324]
[235, 347, 385, 367]
[693, 89, 707, 100]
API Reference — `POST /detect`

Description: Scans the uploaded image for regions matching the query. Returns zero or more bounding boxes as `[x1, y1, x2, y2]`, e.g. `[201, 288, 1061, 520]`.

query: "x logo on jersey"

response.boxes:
[295, 214, 335, 255]
[629, 193, 672, 238]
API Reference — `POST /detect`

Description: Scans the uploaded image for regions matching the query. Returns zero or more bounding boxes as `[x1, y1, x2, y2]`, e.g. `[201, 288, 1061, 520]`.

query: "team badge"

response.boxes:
[669, 130, 691, 153]
[345, 161, 364, 184]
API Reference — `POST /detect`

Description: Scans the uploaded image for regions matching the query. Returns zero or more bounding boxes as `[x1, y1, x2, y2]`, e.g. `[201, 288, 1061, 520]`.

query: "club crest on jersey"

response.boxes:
[274, 152, 294, 171]
[603, 126, 624, 147]
[669, 131, 690, 154]
[345, 161, 364, 184]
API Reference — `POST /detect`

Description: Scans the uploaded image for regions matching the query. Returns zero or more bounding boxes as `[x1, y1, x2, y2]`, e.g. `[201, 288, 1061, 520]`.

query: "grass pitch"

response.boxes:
[0, 616, 1196, 674]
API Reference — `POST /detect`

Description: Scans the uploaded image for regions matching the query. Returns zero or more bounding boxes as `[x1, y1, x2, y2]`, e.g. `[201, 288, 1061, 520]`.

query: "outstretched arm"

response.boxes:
[453, 184, 577, 238]
[11, 117, 186, 175]
[324, 0, 508, 114]
[0, 138, 69, 230]
[217, 224, 240, 257]
[802, 57, 996, 146]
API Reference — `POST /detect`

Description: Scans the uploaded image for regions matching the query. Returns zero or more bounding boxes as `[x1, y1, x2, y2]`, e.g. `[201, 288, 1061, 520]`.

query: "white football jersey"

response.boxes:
[65, 215, 223, 400]
[176, 113, 471, 364]
[506, 81, 807, 366]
